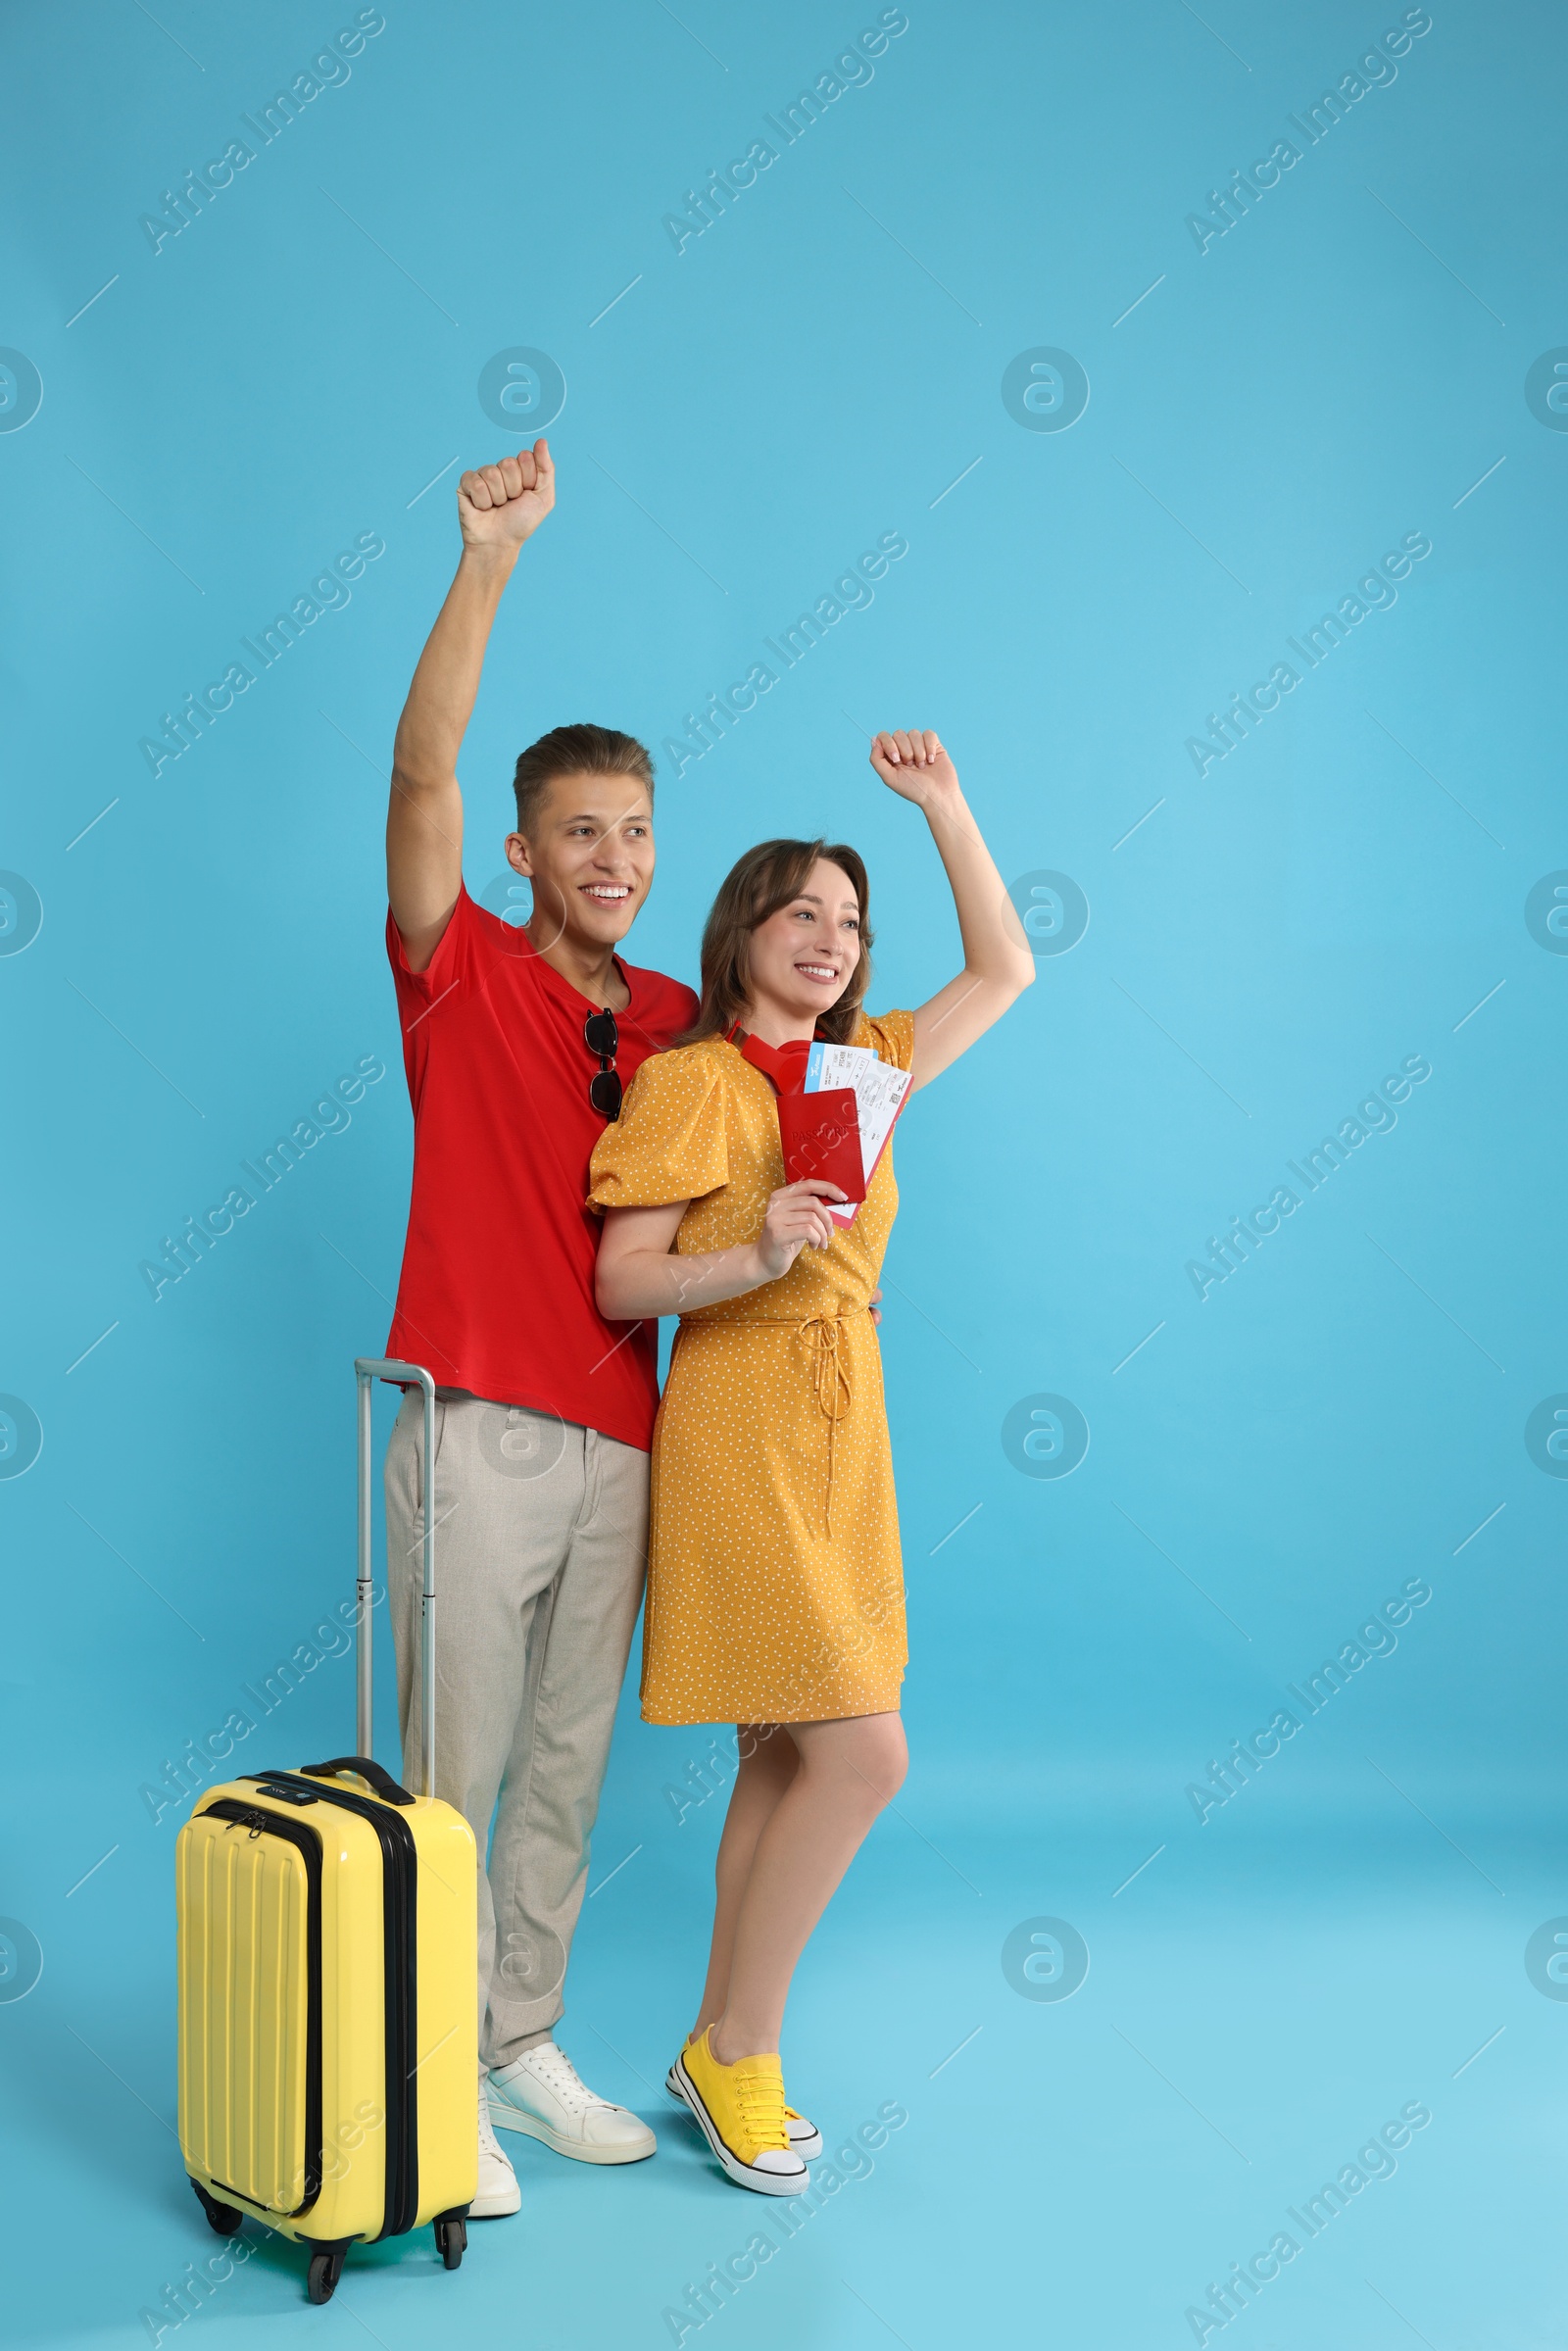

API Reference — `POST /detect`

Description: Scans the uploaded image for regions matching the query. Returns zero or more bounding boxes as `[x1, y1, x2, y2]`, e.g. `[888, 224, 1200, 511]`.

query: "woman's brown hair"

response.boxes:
[681, 838, 873, 1047]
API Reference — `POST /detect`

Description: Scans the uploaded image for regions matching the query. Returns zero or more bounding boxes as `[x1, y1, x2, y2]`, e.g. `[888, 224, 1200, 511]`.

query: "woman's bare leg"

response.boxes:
[708, 1711, 907, 2065]
[689, 1725, 800, 2041]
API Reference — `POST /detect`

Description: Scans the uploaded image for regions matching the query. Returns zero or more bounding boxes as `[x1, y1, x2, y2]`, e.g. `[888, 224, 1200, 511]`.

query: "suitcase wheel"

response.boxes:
[307, 2245, 348, 2305]
[191, 2180, 244, 2237]
[434, 2213, 466, 2271]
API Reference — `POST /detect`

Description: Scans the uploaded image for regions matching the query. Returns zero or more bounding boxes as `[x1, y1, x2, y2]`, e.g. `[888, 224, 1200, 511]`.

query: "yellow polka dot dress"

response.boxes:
[587, 1012, 912, 1727]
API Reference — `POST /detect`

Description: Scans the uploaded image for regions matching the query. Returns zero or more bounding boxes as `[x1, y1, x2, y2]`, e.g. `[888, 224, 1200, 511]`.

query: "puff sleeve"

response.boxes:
[856, 1007, 915, 1072]
[587, 1046, 729, 1211]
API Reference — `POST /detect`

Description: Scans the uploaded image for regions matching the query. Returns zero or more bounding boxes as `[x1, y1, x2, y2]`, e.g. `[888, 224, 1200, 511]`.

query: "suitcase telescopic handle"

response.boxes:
[354, 1358, 437, 1799]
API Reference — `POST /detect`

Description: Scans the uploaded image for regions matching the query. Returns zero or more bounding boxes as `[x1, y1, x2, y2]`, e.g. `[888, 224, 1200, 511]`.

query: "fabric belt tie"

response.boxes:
[678, 1305, 866, 1536]
[804, 1314, 853, 1538]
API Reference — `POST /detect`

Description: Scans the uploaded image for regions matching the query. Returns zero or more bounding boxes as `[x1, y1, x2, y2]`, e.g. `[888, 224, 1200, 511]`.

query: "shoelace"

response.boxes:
[528, 2046, 605, 2114]
[732, 2064, 789, 2152]
[477, 2087, 508, 2156]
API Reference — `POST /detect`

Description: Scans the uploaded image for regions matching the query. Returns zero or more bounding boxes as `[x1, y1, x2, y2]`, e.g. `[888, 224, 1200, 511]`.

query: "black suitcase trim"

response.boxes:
[199, 1799, 325, 2219]
[259, 1774, 421, 2239]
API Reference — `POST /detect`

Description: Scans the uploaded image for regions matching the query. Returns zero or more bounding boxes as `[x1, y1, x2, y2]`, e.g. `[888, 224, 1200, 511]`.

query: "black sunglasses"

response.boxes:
[584, 1007, 622, 1119]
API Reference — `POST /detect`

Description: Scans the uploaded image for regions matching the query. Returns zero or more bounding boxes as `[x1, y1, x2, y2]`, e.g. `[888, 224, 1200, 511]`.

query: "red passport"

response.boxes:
[776, 1087, 865, 1204]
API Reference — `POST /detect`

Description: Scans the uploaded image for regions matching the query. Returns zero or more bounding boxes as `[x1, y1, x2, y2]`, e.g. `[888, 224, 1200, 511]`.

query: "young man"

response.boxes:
[381, 439, 698, 2216]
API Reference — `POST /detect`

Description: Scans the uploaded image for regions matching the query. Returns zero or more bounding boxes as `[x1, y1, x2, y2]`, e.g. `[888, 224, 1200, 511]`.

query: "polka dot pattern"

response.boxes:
[588, 1012, 912, 1726]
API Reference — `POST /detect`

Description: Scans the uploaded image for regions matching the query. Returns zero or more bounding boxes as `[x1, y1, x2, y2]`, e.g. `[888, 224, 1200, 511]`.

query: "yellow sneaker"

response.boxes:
[671, 2028, 809, 2195]
[666, 2044, 823, 2159]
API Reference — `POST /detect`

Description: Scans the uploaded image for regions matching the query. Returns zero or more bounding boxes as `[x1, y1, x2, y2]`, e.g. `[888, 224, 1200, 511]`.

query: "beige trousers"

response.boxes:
[384, 1390, 648, 2071]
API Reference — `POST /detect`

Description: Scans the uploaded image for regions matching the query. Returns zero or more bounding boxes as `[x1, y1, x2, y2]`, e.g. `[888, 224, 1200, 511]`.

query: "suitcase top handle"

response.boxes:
[300, 1755, 416, 1808]
[355, 1358, 437, 1799]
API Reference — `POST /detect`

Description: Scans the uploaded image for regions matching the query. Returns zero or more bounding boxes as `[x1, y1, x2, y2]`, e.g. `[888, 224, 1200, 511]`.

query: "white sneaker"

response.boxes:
[487, 2041, 657, 2166]
[472, 2081, 521, 2217]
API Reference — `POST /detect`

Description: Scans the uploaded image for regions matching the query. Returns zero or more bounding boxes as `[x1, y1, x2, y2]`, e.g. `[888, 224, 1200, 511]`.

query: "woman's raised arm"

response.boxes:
[869, 730, 1035, 1091]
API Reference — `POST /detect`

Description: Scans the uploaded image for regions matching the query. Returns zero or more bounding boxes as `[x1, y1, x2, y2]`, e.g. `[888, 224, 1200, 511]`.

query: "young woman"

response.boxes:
[589, 729, 1033, 2194]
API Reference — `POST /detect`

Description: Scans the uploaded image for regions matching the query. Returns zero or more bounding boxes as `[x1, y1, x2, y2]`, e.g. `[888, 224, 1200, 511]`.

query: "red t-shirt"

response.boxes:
[384, 886, 698, 1450]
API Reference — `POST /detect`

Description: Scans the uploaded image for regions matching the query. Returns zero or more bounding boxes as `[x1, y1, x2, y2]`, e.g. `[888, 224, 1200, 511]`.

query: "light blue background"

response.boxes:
[3, 2, 1564, 2343]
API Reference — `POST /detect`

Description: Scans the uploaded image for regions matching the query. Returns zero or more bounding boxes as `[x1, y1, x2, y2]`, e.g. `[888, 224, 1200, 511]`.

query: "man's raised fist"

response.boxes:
[457, 438, 555, 551]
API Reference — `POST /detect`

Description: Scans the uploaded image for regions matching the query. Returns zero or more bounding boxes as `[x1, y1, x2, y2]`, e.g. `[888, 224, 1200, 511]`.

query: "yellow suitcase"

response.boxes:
[175, 1360, 477, 2304]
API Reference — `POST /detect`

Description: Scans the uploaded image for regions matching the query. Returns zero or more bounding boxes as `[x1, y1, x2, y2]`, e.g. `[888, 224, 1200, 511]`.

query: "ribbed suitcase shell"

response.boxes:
[178, 1806, 314, 2215]
[176, 1775, 476, 2246]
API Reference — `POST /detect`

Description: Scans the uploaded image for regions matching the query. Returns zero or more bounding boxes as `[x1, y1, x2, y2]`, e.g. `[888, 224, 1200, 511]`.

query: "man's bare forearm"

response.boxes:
[392, 544, 519, 795]
[386, 444, 555, 962]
